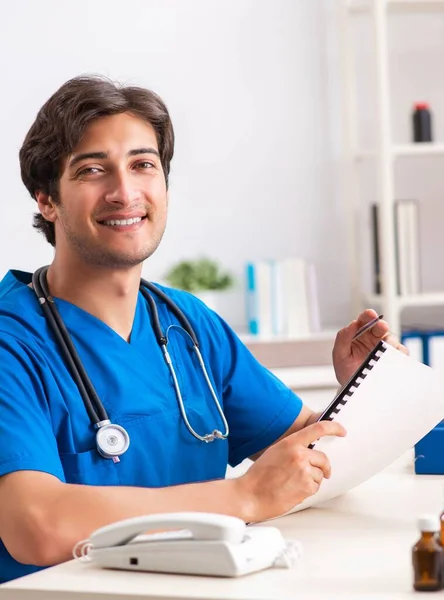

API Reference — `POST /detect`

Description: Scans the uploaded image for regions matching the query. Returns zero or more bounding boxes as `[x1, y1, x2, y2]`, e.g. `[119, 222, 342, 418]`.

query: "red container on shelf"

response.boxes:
[412, 102, 433, 143]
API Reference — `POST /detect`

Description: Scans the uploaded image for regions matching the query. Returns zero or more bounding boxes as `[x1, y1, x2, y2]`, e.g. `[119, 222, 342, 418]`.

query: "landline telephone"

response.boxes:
[73, 512, 302, 577]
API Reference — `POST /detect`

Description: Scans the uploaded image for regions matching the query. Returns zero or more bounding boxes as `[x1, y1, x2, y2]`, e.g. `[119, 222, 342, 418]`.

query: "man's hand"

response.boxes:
[332, 309, 408, 387]
[236, 420, 346, 522]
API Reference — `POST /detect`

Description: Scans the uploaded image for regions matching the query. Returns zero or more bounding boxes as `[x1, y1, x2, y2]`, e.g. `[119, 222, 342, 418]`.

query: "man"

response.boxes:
[0, 75, 404, 582]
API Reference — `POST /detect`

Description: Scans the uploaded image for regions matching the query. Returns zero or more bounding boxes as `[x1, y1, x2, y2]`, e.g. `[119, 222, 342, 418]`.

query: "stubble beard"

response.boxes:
[58, 214, 167, 269]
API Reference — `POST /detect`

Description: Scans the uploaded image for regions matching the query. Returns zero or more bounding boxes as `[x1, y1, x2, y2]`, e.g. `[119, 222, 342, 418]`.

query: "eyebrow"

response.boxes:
[68, 147, 160, 168]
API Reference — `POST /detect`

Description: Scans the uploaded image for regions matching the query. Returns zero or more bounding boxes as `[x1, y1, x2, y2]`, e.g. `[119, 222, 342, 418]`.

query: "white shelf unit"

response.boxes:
[340, 0, 444, 336]
[393, 143, 444, 156]
[355, 143, 444, 160]
[349, 0, 444, 13]
[367, 291, 444, 308]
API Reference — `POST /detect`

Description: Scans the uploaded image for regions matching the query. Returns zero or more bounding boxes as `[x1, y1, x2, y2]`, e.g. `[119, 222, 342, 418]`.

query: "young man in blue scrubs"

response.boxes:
[0, 76, 406, 582]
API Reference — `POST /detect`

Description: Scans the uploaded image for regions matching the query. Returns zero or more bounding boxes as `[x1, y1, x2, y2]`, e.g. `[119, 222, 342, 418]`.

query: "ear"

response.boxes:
[35, 191, 57, 222]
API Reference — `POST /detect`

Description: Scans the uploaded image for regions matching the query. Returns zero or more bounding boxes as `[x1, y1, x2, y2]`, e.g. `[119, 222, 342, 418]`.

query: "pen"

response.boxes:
[352, 314, 384, 341]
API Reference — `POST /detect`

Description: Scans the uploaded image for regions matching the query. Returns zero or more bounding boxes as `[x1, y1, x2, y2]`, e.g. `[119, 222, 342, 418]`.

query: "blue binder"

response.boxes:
[415, 423, 444, 475]
[402, 330, 444, 474]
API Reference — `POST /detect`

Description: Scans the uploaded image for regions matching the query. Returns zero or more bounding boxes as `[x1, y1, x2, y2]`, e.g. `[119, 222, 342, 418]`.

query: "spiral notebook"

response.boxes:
[288, 340, 444, 514]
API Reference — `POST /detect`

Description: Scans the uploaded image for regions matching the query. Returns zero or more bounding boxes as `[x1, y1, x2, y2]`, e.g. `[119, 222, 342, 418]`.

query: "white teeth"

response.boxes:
[102, 217, 143, 226]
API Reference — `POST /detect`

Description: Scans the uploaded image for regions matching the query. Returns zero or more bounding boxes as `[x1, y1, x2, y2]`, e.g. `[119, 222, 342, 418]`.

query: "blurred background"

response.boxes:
[1, 0, 443, 344]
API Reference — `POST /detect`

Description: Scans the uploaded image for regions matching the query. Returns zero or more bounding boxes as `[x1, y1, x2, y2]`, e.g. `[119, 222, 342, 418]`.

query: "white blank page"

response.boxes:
[289, 341, 444, 513]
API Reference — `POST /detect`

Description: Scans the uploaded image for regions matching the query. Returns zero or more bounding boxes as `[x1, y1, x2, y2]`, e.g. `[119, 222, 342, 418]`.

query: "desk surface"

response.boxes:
[1, 451, 441, 600]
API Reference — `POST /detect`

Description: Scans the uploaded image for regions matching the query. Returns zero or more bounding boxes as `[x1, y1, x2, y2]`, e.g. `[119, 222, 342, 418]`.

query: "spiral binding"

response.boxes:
[317, 341, 387, 423]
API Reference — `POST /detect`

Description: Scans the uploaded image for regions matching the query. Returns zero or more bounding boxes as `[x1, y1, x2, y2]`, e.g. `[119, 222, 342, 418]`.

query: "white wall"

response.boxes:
[0, 0, 350, 331]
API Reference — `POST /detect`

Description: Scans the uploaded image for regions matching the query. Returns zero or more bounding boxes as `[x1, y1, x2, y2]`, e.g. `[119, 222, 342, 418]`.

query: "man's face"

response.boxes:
[52, 112, 168, 269]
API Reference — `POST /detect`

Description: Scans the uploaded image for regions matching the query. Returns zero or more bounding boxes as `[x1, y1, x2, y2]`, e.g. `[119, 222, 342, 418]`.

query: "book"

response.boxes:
[245, 258, 319, 337]
[401, 331, 424, 364]
[400, 330, 444, 371]
[270, 260, 286, 336]
[306, 262, 321, 334]
[286, 341, 444, 513]
[370, 200, 421, 296]
[395, 200, 421, 295]
[427, 333, 444, 374]
[282, 258, 311, 338]
[245, 261, 273, 337]
[245, 263, 259, 335]
[370, 203, 381, 294]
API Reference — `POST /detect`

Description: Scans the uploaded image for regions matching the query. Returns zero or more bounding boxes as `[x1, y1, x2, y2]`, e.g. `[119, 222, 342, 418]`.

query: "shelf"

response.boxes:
[270, 365, 338, 390]
[367, 292, 444, 309]
[238, 330, 337, 344]
[354, 143, 444, 160]
[240, 332, 337, 369]
[343, 0, 444, 337]
[394, 143, 444, 156]
[349, 0, 444, 14]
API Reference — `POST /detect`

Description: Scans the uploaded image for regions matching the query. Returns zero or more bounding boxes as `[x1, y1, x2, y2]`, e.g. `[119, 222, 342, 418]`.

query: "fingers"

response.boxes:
[309, 449, 331, 479]
[383, 332, 399, 346]
[310, 466, 324, 486]
[335, 309, 386, 349]
[355, 308, 379, 325]
[354, 310, 388, 340]
[349, 311, 409, 355]
[292, 420, 346, 448]
[383, 332, 409, 355]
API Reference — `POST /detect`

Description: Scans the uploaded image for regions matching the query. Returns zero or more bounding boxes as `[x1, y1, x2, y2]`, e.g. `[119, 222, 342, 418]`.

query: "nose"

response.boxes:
[104, 169, 140, 205]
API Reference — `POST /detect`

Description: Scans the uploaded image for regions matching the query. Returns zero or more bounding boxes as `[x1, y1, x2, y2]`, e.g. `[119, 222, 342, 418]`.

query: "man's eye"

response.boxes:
[134, 161, 155, 170]
[77, 167, 102, 176]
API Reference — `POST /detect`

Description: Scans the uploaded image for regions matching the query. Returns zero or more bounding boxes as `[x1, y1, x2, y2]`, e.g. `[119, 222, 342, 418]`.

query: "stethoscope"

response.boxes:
[32, 266, 229, 463]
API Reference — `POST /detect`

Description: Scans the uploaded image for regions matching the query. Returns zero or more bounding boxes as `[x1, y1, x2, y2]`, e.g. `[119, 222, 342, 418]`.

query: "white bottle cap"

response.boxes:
[418, 515, 440, 533]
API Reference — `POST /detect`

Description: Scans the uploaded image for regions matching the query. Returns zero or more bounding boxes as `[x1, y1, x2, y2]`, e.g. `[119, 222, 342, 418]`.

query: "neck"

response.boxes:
[47, 255, 143, 342]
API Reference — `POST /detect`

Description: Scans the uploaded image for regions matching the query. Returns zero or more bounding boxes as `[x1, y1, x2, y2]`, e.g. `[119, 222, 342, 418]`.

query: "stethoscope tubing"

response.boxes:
[139, 279, 199, 347]
[32, 267, 229, 447]
[32, 267, 106, 424]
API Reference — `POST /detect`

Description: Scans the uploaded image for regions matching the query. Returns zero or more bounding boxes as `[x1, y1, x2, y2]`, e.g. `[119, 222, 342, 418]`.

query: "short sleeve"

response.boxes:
[207, 314, 303, 467]
[0, 332, 65, 481]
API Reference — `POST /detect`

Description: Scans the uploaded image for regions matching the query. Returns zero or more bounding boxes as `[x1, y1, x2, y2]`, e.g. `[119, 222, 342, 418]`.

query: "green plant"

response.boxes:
[164, 258, 234, 293]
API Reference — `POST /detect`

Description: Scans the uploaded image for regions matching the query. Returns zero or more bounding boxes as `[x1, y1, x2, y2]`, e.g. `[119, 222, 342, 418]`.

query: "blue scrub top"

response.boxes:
[0, 270, 303, 582]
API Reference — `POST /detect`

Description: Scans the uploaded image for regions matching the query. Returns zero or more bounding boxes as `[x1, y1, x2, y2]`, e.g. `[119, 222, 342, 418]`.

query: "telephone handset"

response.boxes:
[74, 512, 303, 577]
[90, 512, 246, 548]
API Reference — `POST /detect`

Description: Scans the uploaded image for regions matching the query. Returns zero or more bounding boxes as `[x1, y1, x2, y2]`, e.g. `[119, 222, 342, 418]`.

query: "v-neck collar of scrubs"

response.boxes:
[50, 293, 144, 347]
[6, 269, 149, 348]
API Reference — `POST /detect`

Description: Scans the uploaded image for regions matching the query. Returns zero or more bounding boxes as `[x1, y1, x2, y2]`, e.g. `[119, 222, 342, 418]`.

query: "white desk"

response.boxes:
[1, 451, 442, 599]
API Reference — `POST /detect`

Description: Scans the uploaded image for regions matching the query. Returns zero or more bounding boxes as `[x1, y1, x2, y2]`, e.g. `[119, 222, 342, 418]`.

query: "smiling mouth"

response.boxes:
[97, 216, 147, 227]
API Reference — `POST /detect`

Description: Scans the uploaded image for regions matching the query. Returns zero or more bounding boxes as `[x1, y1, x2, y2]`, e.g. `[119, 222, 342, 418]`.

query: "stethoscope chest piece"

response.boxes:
[95, 421, 130, 463]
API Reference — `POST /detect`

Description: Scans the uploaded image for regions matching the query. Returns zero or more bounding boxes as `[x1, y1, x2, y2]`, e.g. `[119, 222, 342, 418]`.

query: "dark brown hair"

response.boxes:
[19, 75, 175, 246]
